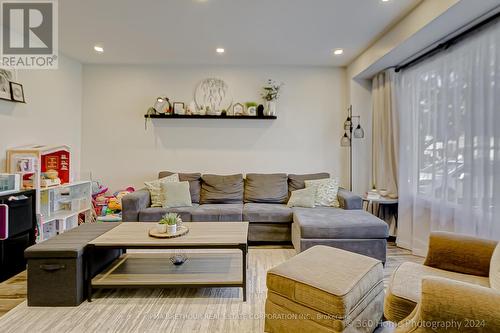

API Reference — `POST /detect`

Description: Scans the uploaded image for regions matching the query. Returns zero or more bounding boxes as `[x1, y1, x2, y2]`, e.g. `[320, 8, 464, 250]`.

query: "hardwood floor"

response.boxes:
[0, 271, 26, 318]
[0, 243, 422, 332]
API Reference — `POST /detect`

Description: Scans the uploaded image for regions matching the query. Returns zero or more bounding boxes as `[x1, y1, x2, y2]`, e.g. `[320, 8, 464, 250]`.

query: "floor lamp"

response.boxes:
[340, 105, 364, 191]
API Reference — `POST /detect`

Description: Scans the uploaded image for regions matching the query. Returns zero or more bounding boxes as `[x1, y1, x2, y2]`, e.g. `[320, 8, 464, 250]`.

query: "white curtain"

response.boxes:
[372, 68, 399, 197]
[397, 20, 500, 256]
[372, 69, 399, 236]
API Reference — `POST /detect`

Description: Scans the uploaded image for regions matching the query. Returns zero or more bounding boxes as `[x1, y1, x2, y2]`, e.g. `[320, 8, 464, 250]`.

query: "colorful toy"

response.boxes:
[91, 184, 135, 222]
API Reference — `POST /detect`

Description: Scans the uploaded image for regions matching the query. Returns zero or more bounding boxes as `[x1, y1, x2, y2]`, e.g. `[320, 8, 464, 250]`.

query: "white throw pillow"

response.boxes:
[304, 178, 340, 208]
[145, 174, 179, 207]
[287, 187, 316, 208]
[161, 181, 192, 208]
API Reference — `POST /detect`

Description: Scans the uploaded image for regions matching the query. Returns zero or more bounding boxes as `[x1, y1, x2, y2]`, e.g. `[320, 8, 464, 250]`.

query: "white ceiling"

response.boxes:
[59, 0, 419, 66]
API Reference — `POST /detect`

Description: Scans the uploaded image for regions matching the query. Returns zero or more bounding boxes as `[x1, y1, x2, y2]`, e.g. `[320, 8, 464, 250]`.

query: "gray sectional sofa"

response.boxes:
[122, 172, 389, 261]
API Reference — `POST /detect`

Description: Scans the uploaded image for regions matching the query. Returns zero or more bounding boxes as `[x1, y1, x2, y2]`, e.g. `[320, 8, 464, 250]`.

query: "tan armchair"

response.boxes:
[384, 231, 500, 332]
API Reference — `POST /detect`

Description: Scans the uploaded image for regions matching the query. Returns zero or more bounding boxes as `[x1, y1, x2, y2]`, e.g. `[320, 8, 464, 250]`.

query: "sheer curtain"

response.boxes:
[397, 19, 500, 256]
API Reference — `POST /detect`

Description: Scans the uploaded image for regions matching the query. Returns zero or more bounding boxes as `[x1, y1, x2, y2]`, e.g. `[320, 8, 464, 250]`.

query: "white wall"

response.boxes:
[81, 65, 347, 192]
[0, 55, 82, 177]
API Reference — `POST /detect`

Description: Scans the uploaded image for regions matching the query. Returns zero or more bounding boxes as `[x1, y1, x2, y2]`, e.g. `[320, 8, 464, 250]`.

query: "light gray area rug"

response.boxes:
[0, 246, 421, 333]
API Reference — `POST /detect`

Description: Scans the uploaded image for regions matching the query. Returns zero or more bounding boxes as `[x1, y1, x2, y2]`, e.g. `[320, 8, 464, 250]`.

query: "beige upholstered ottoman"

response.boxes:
[265, 245, 384, 333]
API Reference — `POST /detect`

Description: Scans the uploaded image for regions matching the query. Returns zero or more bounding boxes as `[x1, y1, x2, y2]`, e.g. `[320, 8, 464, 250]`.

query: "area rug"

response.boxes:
[0, 245, 421, 333]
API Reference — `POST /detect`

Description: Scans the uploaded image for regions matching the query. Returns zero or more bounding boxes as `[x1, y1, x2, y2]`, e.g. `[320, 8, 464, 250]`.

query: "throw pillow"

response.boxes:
[304, 178, 340, 207]
[161, 181, 192, 208]
[158, 171, 202, 203]
[287, 187, 316, 208]
[144, 173, 179, 207]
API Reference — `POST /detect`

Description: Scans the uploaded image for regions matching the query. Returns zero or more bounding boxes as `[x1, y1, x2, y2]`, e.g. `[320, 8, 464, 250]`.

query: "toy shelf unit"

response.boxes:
[6, 144, 71, 190]
[6, 145, 92, 242]
[38, 181, 92, 242]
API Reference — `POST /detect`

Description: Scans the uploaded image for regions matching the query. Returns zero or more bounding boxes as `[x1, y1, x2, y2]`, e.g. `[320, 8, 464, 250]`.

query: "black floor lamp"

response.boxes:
[340, 105, 364, 191]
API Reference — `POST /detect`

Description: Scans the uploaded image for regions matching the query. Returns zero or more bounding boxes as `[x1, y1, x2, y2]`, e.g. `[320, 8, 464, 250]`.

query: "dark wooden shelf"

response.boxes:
[144, 114, 277, 120]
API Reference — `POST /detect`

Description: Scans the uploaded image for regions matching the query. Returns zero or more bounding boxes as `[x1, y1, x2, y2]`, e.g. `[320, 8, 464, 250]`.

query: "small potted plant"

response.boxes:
[158, 213, 179, 234]
[261, 79, 283, 116]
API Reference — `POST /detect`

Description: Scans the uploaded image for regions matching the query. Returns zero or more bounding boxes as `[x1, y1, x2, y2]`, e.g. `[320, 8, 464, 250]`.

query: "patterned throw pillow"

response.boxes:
[304, 178, 340, 208]
[287, 187, 317, 208]
[145, 174, 179, 207]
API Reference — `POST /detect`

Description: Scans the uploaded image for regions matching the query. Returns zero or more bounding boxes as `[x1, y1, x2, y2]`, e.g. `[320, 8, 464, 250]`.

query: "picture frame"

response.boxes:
[232, 103, 244, 116]
[173, 102, 185, 115]
[0, 68, 14, 101]
[9, 82, 25, 103]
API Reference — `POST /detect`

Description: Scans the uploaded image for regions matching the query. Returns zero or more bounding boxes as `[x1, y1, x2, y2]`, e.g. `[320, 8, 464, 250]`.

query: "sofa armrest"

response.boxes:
[337, 188, 362, 210]
[121, 188, 151, 222]
[396, 277, 500, 333]
[424, 231, 497, 277]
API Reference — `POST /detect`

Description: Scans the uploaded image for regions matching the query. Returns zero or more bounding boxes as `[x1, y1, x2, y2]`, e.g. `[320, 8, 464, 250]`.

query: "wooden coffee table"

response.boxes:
[87, 222, 249, 301]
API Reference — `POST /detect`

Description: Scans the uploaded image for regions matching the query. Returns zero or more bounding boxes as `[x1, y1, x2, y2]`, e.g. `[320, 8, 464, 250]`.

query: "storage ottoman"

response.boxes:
[24, 223, 122, 306]
[265, 245, 384, 333]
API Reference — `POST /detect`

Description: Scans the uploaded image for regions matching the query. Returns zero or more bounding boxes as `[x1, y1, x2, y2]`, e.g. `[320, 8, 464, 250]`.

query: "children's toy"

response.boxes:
[91, 185, 135, 222]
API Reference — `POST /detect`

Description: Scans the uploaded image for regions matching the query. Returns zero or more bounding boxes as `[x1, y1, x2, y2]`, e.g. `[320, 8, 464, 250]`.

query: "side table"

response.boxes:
[362, 196, 398, 236]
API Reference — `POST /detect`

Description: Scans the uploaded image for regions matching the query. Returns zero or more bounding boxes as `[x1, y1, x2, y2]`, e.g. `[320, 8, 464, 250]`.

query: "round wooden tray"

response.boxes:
[149, 225, 189, 238]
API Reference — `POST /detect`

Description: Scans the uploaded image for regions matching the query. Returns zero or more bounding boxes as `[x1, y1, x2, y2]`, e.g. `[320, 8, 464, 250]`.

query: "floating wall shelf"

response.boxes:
[144, 114, 277, 120]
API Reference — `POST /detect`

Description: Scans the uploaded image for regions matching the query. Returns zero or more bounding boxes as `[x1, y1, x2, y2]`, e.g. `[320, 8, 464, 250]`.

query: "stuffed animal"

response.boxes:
[107, 197, 121, 211]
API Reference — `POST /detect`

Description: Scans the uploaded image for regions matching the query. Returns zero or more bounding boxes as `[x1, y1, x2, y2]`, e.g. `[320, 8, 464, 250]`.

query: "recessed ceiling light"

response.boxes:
[333, 49, 344, 55]
[94, 45, 104, 53]
[216, 48, 225, 54]
[381, 0, 390, 2]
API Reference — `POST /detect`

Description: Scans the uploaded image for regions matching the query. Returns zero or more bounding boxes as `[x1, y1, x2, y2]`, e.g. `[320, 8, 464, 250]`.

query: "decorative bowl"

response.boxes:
[170, 254, 188, 266]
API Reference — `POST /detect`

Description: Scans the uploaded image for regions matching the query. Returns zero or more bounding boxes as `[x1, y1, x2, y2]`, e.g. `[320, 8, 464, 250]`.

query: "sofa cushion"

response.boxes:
[243, 203, 292, 223]
[159, 171, 202, 204]
[386, 261, 490, 318]
[288, 173, 330, 192]
[138, 205, 199, 222]
[490, 242, 500, 291]
[293, 207, 388, 239]
[244, 173, 288, 204]
[267, 245, 383, 321]
[191, 204, 243, 222]
[200, 174, 244, 204]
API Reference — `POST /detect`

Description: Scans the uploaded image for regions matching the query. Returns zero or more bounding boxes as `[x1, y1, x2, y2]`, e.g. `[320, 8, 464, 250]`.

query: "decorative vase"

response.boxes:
[156, 223, 167, 233]
[167, 224, 177, 235]
[266, 100, 277, 116]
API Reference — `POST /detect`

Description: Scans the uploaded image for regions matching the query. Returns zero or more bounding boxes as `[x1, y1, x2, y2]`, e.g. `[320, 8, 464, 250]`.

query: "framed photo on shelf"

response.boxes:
[173, 102, 185, 115]
[10, 82, 25, 103]
[0, 68, 15, 101]
[232, 103, 244, 116]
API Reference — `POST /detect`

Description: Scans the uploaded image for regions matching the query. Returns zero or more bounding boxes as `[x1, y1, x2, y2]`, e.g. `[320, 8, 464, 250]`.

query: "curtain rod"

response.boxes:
[395, 9, 500, 72]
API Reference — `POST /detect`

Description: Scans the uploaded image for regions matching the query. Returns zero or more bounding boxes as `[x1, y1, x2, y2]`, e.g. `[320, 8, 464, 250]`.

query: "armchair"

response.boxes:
[395, 276, 500, 332]
[385, 231, 500, 332]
